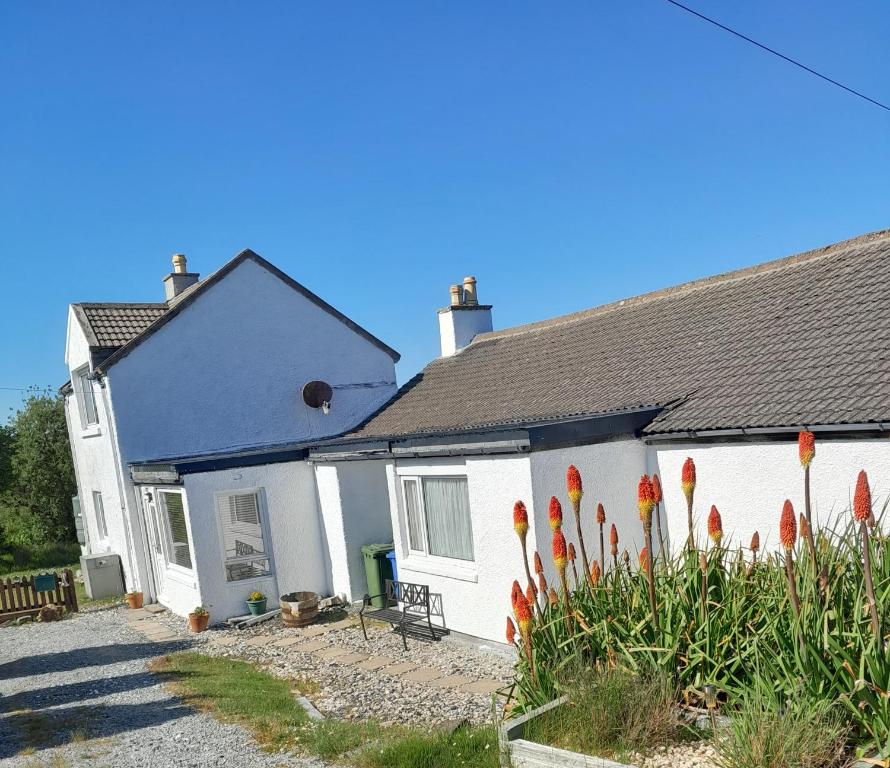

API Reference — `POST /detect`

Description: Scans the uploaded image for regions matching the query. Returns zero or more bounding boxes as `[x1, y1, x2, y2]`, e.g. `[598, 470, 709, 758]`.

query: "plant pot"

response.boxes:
[188, 612, 209, 633]
[280, 591, 319, 627]
[126, 592, 144, 609]
[246, 599, 267, 616]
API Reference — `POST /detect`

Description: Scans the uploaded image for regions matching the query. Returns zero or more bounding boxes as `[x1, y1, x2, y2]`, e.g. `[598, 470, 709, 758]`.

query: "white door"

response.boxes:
[144, 491, 166, 599]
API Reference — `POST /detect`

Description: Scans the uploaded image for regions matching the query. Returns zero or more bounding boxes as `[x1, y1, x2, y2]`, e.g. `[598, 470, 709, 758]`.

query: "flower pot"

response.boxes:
[126, 592, 144, 609]
[280, 591, 319, 627]
[188, 612, 209, 633]
[246, 599, 267, 616]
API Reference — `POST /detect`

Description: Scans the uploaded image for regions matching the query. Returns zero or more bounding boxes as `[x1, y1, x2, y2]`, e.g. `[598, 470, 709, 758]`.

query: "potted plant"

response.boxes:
[188, 605, 209, 633]
[246, 590, 267, 616]
[125, 591, 144, 609]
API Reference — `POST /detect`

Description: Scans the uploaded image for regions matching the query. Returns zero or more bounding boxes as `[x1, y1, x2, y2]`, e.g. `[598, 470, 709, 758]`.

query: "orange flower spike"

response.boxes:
[552, 529, 568, 573]
[596, 503, 606, 525]
[506, 617, 516, 645]
[799, 513, 810, 543]
[548, 587, 559, 607]
[525, 582, 537, 607]
[513, 500, 529, 541]
[750, 531, 760, 553]
[533, 551, 543, 575]
[639, 546, 649, 572]
[638, 475, 655, 525]
[681, 457, 696, 503]
[798, 430, 815, 469]
[511, 579, 523, 609]
[652, 474, 663, 505]
[548, 497, 563, 531]
[590, 560, 601, 585]
[707, 505, 723, 545]
[568, 543, 576, 562]
[514, 592, 533, 637]
[780, 499, 797, 551]
[567, 465, 583, 508]
[853, 470, 872, 522]
[610, 523, 619, 556]
[538, 572, 548, 596]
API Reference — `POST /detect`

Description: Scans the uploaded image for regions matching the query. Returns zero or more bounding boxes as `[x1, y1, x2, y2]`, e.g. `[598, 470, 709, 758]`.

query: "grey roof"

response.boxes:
[72, 250, 399, 370]
[352, 229, 890, 439]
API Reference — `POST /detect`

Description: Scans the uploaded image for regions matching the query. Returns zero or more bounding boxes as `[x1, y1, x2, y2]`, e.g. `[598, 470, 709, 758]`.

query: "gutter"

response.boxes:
[644, 422, 890, 443]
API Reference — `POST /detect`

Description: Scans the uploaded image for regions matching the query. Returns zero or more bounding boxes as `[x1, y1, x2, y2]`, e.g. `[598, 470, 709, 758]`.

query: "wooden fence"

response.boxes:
[0, 569, 79, 621]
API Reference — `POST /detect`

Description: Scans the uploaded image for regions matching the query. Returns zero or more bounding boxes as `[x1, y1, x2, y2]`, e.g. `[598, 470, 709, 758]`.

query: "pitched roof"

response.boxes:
[352, 228, 890, 439]
[72, 250, 399, 370]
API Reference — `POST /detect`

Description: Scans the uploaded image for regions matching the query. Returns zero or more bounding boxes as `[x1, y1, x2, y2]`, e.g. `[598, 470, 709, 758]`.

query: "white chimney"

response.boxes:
[437, 275, 493, 356]
[163, 253, 200, 301]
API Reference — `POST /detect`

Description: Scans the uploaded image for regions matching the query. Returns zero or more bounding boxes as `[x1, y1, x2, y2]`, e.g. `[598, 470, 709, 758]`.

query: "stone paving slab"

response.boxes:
[209, 635, 240, 647]
[144, 603, 167, 614]
[291, 639, 328, 653]
[331, 652, 369, 665]
[460, 678, 503, 695]
[125, 608, 150, 619]
[353, 655, 394, 671]
[314, 646, 351, 660]
[243, 636, 271, 648]
[299, 625, 328, 637]
[272, 635, 303, 648]
[149, 633, 178, 642]
[428, 674, 474, 689]
[403, 667, 445, 683]
[385, 661, 418, 674]
[323, 618, 356, 630]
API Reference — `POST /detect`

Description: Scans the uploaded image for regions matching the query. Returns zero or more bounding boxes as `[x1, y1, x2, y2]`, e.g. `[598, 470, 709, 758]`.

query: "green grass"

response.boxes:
[153, 652, 500, 768]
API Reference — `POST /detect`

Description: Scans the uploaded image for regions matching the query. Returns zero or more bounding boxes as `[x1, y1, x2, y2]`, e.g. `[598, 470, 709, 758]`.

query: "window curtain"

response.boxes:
[403, 479, 424, 550]
[422, 478, 474, 561]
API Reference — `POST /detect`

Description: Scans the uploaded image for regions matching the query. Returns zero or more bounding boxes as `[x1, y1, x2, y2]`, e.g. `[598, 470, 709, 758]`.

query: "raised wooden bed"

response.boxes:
[499, 697, 637, 768]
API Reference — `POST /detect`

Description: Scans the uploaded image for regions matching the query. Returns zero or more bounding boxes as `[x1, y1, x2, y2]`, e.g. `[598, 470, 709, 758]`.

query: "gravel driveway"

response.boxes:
[0, 609, 328, 768]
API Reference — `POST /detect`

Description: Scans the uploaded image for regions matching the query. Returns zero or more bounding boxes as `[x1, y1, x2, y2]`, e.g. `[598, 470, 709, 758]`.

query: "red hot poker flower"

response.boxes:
[590, 560, 601, 585]
[610, 523, 619, 556]
[596, 503, 606, 525]
[568, 543, 576, 562]
[638, 475, 655, 525]
[525, 582, 537, 606]
[681, 458, 696, 503]
[548, 497, 563, 531]
[854, 470, 872, 522]
[533, 551, 544, 575]
[548, 587, 559, 606]
[506, 617, 516, 645]
[750, 531, 760, 552]
[511, 580, 523, 609]
[708, 505, 723, 544]
[538, 572, 548, 596]
[513, 501, 529, 541]
[514, 592, 532, 636]
[798, 431, 815, 469]
[552, 529, 568, 573]
[780, 500, 797, 551]
[639, 547, 649, 572]
[567, 465, 583, 508]
[652, 474, 663, 504]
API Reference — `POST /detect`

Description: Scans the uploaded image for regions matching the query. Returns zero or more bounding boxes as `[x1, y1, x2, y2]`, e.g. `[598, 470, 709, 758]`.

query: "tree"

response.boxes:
[0, 392, 77, 546]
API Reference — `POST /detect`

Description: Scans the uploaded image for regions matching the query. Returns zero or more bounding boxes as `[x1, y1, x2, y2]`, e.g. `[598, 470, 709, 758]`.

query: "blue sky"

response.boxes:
[1, 2, 888, 420]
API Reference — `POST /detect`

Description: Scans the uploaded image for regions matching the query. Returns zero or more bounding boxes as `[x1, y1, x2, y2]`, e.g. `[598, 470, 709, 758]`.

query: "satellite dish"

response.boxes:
[302, 380, 333, 410]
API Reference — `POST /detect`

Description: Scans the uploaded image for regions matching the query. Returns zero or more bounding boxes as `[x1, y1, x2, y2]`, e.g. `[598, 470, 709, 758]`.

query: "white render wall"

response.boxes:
[180, 460, 329, 621]
[649, 438, 890, 555]
[108, 258, 398, 463]
[386, 454, 536, 642]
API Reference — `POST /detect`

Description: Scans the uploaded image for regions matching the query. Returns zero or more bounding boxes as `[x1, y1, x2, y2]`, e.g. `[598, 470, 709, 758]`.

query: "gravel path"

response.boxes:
[0, 609, 327, 768]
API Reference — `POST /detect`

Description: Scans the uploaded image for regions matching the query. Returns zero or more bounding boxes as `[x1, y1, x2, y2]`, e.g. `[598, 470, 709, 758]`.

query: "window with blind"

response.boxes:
[217, 491, 272, 582]
[159, 491, 193, 570]
[400, 476, 474, 562]
[92, 490, 107, 540]
[75, 366, 98, 427]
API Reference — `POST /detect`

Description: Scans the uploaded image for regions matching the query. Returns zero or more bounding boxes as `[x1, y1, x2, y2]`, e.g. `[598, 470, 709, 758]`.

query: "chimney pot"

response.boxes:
[163, 253, 200, 301]
[462, 276, 478, 306]
[449, 284, 464, 307]
[172, 253, 188, 274]
[437, 275, 492, 356]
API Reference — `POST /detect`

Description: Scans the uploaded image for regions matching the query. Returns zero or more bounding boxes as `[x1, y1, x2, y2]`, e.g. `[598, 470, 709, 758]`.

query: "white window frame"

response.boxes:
[73, 365, 99, 428]
[214, 488, 275, 586]
[156, 488, 194, 575]
[92, 490, 108, 542]
[397, 472, 475, 565]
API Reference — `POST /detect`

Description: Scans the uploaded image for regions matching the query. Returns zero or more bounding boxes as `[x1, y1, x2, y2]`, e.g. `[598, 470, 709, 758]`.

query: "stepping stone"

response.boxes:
[150, 633, 178, 643]
[385, 661, 418, 675]
[126, 608, 150, 619]
[313, 646, 351, 660]
[403, 667, 445, 683]
[272, 636, 303, 648]
[331, 652, 369, 665]
[353, 655, 394, 671]
[324, 618, 355, 630]
[292, 640, 327, 653]
[144, 604, 167, 614]
[300, 625, 327, 637]
[243, 636, 270, 648]
[429, 674, 474, 689]
[460, 679, 503, 696]
[209, 635, 239, 647]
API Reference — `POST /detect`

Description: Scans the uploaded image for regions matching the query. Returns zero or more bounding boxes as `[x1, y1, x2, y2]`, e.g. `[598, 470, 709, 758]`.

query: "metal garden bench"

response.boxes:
[358, 579, 449, 650]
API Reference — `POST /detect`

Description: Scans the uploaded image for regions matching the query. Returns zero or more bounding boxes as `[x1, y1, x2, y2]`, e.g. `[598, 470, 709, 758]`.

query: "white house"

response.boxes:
[307, 229, 890, 642]
[64, 250, 399, 618]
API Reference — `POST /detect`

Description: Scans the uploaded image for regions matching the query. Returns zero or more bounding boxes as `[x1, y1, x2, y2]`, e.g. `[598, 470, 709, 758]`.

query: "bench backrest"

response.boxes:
[385, 579, 444, 618]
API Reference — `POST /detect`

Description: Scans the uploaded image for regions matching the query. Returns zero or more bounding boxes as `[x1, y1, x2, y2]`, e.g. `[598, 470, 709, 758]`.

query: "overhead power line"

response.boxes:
[663, 0, 890, 113]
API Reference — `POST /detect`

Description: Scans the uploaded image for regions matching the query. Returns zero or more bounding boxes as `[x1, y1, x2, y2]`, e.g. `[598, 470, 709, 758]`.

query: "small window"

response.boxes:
[74, 366, 98, 427]
[92, 491, 108, 540]
[159, 491, 192, 570]
[217, 492, 272, 582]
[400, 476, 474, 562]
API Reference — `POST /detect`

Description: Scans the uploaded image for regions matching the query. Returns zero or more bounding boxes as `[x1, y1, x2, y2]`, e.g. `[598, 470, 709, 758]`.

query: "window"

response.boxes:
[92, 491, 107, 540]
[400, 476, 474, 561]
[159, 491, 193, 570]
[217, 491, 272, 582]
[74, 366, 98, 427]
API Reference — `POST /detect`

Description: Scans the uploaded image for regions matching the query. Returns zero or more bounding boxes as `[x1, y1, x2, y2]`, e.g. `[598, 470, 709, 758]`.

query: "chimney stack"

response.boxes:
[437, 276, 493, 357]
[163, 253, 200, 301]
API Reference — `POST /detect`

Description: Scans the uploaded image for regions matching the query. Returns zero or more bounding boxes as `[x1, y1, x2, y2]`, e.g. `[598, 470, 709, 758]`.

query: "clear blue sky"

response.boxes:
[2, 2, 888, 420]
